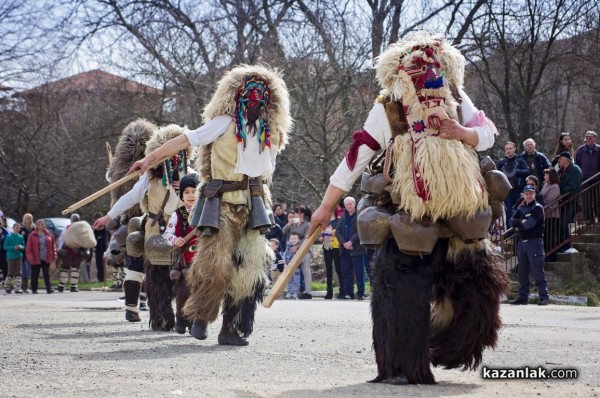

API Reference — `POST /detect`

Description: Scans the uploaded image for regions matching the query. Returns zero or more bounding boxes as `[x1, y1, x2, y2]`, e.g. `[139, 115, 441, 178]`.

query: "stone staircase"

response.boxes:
[542, 227, 600, 288]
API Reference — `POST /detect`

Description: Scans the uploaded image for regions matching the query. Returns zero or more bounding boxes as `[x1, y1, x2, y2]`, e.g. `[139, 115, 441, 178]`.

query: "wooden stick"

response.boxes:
[263, 226, 321, 308]
[61, 155, 172, 215]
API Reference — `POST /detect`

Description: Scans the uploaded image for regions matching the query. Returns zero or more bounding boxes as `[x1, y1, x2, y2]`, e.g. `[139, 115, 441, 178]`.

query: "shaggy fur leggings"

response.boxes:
[183, 203, 271, 338]
[370, 237, 509, 384]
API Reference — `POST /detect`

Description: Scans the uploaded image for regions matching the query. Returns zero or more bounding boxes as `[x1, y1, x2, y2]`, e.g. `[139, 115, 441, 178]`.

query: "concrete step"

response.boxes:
[556, 251, 586, 262]
[573, 234, 600, 244]
[573, 242, 600, 253]
[543, 262, 572, 271]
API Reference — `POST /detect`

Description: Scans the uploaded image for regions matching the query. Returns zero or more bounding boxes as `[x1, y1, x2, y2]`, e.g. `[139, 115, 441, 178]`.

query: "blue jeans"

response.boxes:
[21, 258, 31, 279]
[504, 189, 521, 225]
[517, 238, 548, 300]
[341, 252, 366, 298]
[286, 268, 301, 295]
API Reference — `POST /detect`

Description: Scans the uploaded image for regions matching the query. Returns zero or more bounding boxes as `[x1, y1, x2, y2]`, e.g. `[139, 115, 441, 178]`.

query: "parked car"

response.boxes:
[44, 217, 71, 240]
[6, 217, 17, 230]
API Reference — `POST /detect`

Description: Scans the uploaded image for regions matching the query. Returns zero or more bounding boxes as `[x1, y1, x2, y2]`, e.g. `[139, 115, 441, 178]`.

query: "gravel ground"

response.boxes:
[0, 291, 598, 398]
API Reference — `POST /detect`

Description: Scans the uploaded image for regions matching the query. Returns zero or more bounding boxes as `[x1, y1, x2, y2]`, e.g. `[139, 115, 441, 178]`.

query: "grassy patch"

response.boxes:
[550, 279, 600, 307]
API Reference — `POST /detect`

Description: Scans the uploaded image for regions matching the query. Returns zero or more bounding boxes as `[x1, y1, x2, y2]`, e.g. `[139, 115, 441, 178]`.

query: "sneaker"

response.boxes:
[55, 286, 64, 293]
[292, 293, 299, 300]
[299, 292, 312, 300]
[70, 286, 79, 293]
[46, 289, 54, 294]
[284, 293, 292, 299]
[117, 295, 125, 301]
[564, 248, 579, 254]
[5, 288, 12, 294]
[538, 298, 549, 306]
[15, 289, 23, 294]
[125, 310, 141, 322]
[139, 301, 148, 311]
[357, 296, 365, 301]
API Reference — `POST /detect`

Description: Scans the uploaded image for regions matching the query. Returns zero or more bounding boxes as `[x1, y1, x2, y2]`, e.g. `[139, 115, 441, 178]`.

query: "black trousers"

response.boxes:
[31, 261, 52, 293]
[323, 249, 342, 294]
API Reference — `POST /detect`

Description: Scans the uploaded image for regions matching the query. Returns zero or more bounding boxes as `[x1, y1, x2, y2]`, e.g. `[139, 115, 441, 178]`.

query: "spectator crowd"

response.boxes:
[2, 130, 599, 302]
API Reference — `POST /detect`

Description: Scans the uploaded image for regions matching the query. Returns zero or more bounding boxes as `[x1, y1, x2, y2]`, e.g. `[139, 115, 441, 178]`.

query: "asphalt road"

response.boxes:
[0, 292, 599, 397]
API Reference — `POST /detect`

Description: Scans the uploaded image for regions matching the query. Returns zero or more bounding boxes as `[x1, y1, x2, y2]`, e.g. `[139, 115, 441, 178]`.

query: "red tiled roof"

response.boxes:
[17, 70, 161, 96]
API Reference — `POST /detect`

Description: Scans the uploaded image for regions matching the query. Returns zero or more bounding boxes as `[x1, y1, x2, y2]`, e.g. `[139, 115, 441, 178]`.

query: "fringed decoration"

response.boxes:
[234, 75, 271, 153]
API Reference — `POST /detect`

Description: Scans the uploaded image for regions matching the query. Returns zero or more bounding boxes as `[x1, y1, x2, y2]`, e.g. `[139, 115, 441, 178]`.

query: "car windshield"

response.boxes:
[46, 218, 71, 231]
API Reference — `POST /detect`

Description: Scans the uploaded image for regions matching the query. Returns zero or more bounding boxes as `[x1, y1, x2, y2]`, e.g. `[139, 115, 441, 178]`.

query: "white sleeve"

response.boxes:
[329, 103, 390, 191]
[162, 212, 179, 246]
[460, 89, 498, 151]
[185, 115, 232, 147]
[107, 174, 149, 219]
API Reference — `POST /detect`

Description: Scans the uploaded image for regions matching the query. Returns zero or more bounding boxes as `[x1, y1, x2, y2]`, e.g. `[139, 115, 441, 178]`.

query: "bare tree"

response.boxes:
[466, 0, 597, 151]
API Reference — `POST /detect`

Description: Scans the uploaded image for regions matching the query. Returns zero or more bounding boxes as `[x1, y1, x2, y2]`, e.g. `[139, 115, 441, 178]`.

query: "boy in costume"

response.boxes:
[310, 32, 509, 384]
[163, 173, 199, 334]
[129, 64, 291, 346]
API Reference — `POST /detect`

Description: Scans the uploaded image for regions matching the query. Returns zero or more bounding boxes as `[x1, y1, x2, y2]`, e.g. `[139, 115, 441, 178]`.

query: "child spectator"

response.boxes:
[268, 238, 284, 286]
[3, 222, 25, 294]
[163, 174, 199, 334]
[284, 233, 302, 299]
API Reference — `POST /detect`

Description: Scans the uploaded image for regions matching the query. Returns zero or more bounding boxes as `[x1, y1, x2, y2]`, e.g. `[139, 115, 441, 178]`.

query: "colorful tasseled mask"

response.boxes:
[234, 75, 271, 152]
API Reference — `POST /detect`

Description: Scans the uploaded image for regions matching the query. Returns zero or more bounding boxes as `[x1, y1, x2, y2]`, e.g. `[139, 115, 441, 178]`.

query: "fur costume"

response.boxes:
[141, 123, 189, 331]
[107, 120, 155, 322]
[355, 32, 509, 384]
[63, 221, 97, 249]
[108, 119, 155, 220]
[183, 64, 290, 344]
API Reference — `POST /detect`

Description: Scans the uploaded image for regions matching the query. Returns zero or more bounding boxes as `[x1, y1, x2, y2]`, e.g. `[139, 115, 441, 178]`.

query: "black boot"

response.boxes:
[191, 320, 208, 340]
[123, 280, 142, 322]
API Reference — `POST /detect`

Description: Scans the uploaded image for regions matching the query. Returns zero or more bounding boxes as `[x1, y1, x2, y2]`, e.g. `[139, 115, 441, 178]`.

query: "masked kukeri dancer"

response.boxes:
[56, 214, 96, 292]
[95, 121, 191, 330]
[310, 31, 510, 384]
[163, 173, 200, 334]
[129, 64, 292, 346]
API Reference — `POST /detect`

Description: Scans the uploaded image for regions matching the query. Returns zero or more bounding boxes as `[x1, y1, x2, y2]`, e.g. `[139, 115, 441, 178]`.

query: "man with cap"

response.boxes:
[510, 184, 549, 305]
[558, 151, 583, 251]
[575, 131, 600, 223]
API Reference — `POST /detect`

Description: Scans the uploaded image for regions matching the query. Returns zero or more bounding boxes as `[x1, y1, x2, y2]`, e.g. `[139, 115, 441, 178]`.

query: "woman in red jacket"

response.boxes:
[26, 219, 57, 294]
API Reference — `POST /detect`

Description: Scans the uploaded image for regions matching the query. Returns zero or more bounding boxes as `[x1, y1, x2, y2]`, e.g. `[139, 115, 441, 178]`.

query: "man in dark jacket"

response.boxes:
[510, 185, 549, 306]
[519, 138, 551, 184]
[575, 130, 600, 223]
[558, 151, 583, 251]
[336, 197, 370, 300]
[497, 141, 530, 223]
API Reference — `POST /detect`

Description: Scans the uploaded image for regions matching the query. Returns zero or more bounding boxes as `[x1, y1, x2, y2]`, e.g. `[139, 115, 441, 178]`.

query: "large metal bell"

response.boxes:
[357, 195, 376, 215]
[127, 216, 143, 234]
[480, 156, 496, 174]
[189, 197, 204, 227]
[248, 196, 272, 234]
[144, 235, 172, 266]
[389, 212, 440, 255]
[198, 196, 221, 236]
[490, 201, 504, 220]
[357, 206, 392, 249]
[112, 224, 128, 248]
[444, 206, 493, 242]
[125, 231, 145, 258]
[484, 170, 512, 202]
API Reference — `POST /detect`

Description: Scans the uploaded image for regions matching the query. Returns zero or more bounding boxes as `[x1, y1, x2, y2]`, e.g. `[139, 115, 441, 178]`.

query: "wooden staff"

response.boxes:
[263, 226, 321, 308]
[61, 155, 172, 215]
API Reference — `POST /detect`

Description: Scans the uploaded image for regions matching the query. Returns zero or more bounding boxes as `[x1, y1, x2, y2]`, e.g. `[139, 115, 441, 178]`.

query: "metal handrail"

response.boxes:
[499, 170, 600, 271]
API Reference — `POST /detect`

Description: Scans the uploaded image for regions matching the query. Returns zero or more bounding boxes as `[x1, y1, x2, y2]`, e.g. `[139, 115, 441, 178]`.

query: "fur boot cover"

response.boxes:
[64, 221, 97, 249]
[108, 119, 156, 220]
[429, 239, 509, 371]
[144, 257, 175, 331]
[370, 237, 509, 385]
[183, 203, 272, 337]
